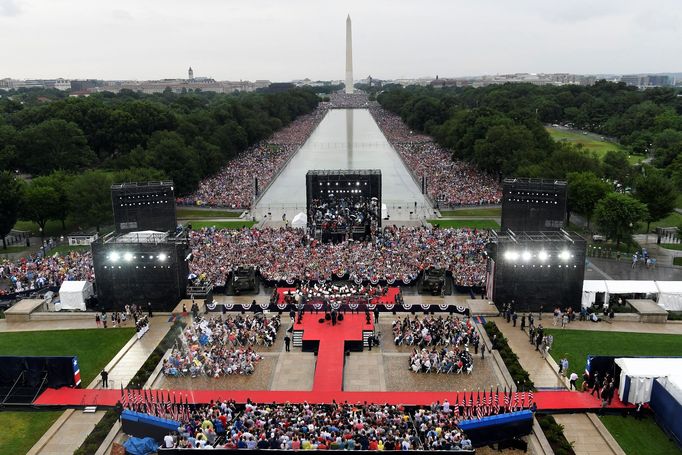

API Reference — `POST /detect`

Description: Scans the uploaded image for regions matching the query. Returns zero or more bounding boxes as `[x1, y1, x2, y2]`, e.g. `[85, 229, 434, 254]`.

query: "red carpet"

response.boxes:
[277, 287, 400, 305]
[34, 388, 632, 412]
[294, 313, 374, 391]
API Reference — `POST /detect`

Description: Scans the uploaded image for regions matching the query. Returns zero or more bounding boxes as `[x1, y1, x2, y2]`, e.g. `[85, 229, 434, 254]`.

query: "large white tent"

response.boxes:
[615, 357, 682, 404]
[581, 280, 667, 308]
[291, 212, 307, 229]
[656, 281, 682, 311]
[57, 281, 93, 311]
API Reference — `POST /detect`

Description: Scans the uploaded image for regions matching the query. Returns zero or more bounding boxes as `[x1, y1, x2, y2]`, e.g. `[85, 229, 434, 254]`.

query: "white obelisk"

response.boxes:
[345, 14, 354, 94]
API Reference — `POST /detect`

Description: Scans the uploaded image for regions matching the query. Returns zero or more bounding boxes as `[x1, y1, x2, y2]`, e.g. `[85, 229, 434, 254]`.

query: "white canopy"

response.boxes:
[616, 357, 682, 403]
[291, 212, 307, 229]
[605, 280, 658, 294]
[57, 280, 93, 311]
[581, 280, 607, 308]
[656, 281, 682, 312]
[381, 203, 387, 220]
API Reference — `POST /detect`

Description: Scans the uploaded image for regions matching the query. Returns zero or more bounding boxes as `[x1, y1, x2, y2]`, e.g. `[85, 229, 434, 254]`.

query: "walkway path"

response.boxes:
[494, 318, 624, 455]
[29, 318, 172, 455]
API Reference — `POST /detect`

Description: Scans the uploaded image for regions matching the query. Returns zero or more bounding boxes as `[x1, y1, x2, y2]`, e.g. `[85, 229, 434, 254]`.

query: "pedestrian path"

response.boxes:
[493, 317, 625, 455]
[30, 318, 172, 455]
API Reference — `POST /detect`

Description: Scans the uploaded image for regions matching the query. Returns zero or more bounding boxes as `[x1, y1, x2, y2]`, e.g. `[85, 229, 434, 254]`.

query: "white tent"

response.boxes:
[57, 281, 93, 311]
[291, 212, 307, 229]
[615, 357, 682, 403]
[605, 280, 658, 295]
[656, 281, 682, 312]
[582, 280, 607, 308]
[381, 203, 388, 220]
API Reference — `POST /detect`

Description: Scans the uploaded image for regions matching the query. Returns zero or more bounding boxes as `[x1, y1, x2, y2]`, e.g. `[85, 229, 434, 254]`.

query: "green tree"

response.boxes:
[144, 131, 200, 195]
[634, 172, 677, 233]
[18, 119, 96, 175]
[31, 172, 73, 230]
[0, 172, 24, 249]
[69, 171, 114, 232]
[602, 150, 632, 184]
[567, 172, 611, 227]
[594, 193, 648, 247]
[21, 184, 60, 239]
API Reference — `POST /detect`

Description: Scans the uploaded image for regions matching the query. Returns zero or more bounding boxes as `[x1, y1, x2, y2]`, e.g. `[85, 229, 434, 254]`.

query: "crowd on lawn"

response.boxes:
[159, 400, 473, 451]
[189, 225, 489, 287]
[0, 251, 93, 295]
[177, 106, 328, 208]
[162, 314, 280, 378]
[369, 107, 501, 207]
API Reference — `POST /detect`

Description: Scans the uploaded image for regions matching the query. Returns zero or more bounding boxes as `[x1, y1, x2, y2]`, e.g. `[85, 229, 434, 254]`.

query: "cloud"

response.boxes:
[111, 9, 133, 21]
[0, 0, 21, 16]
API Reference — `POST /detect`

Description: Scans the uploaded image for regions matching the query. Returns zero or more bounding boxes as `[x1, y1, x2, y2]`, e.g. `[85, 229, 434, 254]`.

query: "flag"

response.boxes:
[494, 386, 500, 414]
[72, 357, 82, 387]
[487, 388, 493, 416]
[503, 388, 510, 412]
[529, 390, 534, 408]
[513, 391, 519, 412]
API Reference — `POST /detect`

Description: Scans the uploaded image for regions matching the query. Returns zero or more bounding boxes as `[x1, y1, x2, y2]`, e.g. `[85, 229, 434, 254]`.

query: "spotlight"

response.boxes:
[538, 250, 549, 261]
[521, 251, 532, 262]
[504, 251, 519, 261]
[109, 252, 120, 262]
[558, 250, 571, 261]
[158, 253, 167, 262]
[123, 252, 133, 262]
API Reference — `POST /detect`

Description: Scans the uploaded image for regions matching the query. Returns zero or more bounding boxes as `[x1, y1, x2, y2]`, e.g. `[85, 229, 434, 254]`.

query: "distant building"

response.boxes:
[621, 74, 671, 88]
[188, 66, 194, 81]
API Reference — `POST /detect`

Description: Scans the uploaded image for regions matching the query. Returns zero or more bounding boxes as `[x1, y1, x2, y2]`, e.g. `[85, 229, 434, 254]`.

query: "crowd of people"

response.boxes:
[370, 107, 501, 207]
[162, 314, 280, 378]
[159, 400, 473, 451]
[409, 347, 474, 375]
[0, 250, 93, 296]
[309, 196, 381, 240]
[189, 225, 490, 288]
[288, 281, 389, 302]
[177, 106, 329, 208]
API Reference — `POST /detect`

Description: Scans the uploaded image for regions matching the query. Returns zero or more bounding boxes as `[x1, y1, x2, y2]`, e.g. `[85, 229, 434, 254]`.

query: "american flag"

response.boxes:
[504, 388, 510, 412]
[487, 390, 493, 416]
[72, 358, 82, 387]
[513, 391, 519, 412]
[494, 387, 500, 414]
[529, 390, 534, 407]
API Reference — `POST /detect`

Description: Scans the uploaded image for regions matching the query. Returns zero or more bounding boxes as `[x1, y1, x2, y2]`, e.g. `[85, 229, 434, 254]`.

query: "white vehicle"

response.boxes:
[592, 234, 606, 242]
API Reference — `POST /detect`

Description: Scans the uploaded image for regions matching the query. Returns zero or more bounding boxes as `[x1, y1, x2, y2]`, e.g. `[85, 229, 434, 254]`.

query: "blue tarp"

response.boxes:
[123, 437, 158, 455]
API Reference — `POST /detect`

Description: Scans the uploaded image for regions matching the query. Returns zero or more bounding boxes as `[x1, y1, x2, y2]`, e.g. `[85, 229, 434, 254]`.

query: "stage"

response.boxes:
[276, 287, 401, 307]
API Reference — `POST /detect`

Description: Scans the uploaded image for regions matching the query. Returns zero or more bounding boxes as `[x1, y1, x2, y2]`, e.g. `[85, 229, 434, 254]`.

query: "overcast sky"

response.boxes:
[1, 0, 680, 81]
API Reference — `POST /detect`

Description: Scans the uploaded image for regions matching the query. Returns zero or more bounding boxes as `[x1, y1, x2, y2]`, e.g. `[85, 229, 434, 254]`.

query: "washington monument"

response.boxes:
[345, 14, 354, 94]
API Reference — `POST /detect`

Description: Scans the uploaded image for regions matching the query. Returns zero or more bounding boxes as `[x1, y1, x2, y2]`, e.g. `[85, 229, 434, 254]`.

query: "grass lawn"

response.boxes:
[428, 219, 500, 229]
[0, 328, 134, 385]
[674, 257, 682, 267]
[676, 194, 682, 209]
[13, 219, 77, 237]
[0, 245, 29, 254]
[45, 244, 91, 255]
[188, 220, 256, 230]
[546, 127, 643, 165]
[440, 207, 501, 217]
[0, 411, 63, 455]
[546, 329, 682, 388]
[636, 212, 682, 234]
[176, 207, 242, 219]
[599, 415, 680, 455]
[661, 243, 682, 251]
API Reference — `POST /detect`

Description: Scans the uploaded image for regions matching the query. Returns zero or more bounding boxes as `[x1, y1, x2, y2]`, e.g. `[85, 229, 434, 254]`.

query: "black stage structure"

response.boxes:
[306, 170, 382, 242]
[487, 230, 586, 312]
[111, 181, 177, 234]
[501, 178, 567, 232]
[92, 230, 189, 311]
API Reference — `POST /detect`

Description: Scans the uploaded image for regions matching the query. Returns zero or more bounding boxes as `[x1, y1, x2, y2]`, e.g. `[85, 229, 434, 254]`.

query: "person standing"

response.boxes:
[569, 372, 578, 390]
[374, 308, 380, 323]
[100, 369, 109, 388]
[331, 309, 337, 326]
[289, 308, 296, 323]
[520, 314, 526, 331]
[147, 302, 153, 318]
[101, 311, 108, 329]
[284, 335, 291, 352]
[512, 312, 518, 327]
[95, 313, 101, 328]
[591, 372, 602, 398]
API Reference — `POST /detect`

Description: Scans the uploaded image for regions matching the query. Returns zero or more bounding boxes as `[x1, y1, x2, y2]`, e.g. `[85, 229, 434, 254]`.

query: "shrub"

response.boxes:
[537, 415, 575, 455]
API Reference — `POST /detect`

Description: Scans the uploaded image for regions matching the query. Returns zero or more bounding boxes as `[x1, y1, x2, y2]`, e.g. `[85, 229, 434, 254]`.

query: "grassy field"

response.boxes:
[0, 328, 134, 385]
[188, 220, 256, 230]
[440, 207, 501, 217]
[13, 219, 77, 237]
[546, 127, 643, 165]
[45, 244, 91, 255]
[660, 243, 682, 251]
[636, 212, 682, 234]
[545, 329, 682, 387]
[0, 411, 63, 455]
[429, 219, 500, 229]
[176, 207, 242, 219]
[599, 415, 680, 455]
[674, 257, 682, 267]
[0, 328, 134, 455]
[0, 245, 29, 254]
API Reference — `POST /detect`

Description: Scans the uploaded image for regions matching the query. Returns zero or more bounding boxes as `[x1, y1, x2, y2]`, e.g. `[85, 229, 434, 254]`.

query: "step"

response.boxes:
[83, 406, 98, 413]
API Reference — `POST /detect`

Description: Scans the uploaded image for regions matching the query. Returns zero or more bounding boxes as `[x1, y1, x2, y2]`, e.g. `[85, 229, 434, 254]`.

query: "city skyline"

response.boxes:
[1, 0, 681, 81]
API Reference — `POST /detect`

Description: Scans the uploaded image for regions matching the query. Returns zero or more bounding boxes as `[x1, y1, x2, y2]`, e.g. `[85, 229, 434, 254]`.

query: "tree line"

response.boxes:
[0, 88, 320, 245]
[378, 82, 681, 246]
